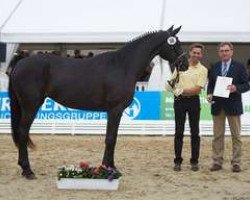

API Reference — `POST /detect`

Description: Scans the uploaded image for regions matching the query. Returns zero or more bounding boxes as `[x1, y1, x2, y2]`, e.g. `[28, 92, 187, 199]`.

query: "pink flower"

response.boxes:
[92, 167, 100, 175]
[79, 160, 90, 169]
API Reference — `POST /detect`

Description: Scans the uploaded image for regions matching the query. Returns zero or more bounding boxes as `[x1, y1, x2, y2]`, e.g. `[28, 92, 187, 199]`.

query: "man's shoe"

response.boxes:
[173, 164, 181, 171]
[210, 164, 222, 172]
[191, 164, 199, 172]
[232, 165, 241, 173]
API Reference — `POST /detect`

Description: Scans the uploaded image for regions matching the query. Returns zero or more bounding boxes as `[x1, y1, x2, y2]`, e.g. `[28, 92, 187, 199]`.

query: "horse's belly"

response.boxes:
[48, 94, 108, 112]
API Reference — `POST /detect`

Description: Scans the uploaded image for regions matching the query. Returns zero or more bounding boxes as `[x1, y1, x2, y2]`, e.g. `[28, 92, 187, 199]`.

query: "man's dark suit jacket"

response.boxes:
[207, 60, 250, 116]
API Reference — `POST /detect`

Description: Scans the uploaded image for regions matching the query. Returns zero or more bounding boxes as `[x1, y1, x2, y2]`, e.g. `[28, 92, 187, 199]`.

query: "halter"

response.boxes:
[170, 52, 186, 70]
[165, 32, 187, 72]
[163, 31, 187, 89]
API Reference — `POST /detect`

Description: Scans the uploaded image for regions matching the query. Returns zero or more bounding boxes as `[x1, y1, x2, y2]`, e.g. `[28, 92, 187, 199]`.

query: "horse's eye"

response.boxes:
[167, 37, 177, 45]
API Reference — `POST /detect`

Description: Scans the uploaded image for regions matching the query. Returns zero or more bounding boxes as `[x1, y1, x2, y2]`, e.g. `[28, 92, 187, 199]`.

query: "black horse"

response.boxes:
[8, 26, 188, 179]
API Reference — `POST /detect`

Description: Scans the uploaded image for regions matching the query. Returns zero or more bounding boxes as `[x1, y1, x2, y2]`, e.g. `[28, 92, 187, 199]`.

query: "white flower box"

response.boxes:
[56, 178, 120, 190]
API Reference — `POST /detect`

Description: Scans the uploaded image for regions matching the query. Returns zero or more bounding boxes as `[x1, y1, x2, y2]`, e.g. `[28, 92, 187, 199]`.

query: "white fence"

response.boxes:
[1, 119, 250, 136]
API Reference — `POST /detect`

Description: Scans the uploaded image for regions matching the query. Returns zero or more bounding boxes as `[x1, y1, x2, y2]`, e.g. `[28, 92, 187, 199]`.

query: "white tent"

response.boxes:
[0, 0, 249, 43]
[0, 0, 20, 29]
[163, 0, 250, 43]
[0, 0, 164, 43]
[0, 0, 249, 91]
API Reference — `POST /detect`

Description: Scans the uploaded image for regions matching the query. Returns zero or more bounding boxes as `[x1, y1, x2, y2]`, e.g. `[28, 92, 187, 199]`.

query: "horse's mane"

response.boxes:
[129, 30, 163, 43]
[118, 30, 168, 54]
[123, 30, 164, 48]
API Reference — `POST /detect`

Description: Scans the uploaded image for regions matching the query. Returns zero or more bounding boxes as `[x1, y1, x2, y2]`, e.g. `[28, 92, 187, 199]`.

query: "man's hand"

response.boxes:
[207, 94, 215, 104]
[173, 87, 183, 97]
[165, 80, 184, 97]
[227, 84, 237, 93]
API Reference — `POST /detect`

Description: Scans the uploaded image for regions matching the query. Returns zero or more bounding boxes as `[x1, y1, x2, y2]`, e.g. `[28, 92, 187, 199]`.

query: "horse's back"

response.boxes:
[10, 53, 133, 111]
[11, 54, 52, 77]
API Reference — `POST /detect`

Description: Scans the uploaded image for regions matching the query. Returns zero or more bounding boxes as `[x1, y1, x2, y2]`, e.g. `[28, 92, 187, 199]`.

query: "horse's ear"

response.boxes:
[172, 26, 182, 35]
[167, 25, 174, 33]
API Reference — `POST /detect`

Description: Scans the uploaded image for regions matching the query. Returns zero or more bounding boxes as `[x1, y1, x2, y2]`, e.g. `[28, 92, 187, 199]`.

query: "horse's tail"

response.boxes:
[8, 74, 35, 148]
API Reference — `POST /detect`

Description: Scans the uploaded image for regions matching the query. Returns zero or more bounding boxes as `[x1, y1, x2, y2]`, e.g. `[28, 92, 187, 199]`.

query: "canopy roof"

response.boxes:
[0, 0, 249, 43]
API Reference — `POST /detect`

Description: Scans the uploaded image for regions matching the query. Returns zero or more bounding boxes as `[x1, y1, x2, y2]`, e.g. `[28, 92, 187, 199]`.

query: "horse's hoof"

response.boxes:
[22, 171, 37, 180]
[113, 168, 122, 175]
[26, 173, 37, 180]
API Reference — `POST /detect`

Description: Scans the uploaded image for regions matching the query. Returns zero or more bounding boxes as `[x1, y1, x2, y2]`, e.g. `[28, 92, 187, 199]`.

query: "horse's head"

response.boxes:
[159, 26, 189, 73]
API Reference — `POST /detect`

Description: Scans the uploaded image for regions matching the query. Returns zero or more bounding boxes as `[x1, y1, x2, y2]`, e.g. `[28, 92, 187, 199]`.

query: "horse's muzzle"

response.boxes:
[174, 52, 188, 71]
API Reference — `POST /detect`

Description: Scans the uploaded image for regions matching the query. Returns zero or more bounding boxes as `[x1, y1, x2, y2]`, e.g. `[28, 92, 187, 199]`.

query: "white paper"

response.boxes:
[213, 76, 233, 98]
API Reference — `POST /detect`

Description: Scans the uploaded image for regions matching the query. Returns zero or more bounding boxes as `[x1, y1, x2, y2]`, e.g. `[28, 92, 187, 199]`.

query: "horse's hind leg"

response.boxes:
[102, 106, 123, 168]
[18, 100, 42, 179]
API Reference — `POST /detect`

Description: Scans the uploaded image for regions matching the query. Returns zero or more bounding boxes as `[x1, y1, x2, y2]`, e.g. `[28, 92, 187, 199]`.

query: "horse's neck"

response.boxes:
[121, 33, 166, 78]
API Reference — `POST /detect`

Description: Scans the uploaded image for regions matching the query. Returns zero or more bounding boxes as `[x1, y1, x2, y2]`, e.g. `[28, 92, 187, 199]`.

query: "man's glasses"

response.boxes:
[219, 49, 232, 53]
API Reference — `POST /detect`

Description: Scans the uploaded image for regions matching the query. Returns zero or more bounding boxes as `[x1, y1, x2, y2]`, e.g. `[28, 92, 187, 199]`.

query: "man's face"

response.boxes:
[218, 45, 233, 62]
[189, 47, 203, 63]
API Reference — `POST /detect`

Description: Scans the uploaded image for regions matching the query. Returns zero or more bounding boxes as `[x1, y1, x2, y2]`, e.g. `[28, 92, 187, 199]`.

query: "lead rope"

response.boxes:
[167, 64, 180, 89]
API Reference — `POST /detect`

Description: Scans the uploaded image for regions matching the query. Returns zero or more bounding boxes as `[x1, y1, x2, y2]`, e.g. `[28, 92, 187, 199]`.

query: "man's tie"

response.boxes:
[222, 62, 228, 76]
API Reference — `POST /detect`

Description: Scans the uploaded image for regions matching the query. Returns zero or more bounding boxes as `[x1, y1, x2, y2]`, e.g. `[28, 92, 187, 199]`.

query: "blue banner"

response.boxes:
[124, 92, 160, 120]
[0, 92, 161, 120]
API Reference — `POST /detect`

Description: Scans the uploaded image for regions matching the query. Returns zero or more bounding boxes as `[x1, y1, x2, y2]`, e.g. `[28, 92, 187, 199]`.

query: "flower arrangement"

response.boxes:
[57, 161, 122, 181]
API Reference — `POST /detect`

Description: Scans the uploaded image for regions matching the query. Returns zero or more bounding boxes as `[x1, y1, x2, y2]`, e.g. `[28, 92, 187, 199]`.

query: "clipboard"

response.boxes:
[213, 76, 233, 98]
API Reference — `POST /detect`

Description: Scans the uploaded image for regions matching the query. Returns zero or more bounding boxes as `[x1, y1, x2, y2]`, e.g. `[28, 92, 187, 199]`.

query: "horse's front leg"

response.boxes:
[102, 107, 123, 168]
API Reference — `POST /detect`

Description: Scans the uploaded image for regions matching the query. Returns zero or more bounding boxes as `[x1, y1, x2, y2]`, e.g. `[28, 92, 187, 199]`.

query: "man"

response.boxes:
[166, 43, 208, 171]
[74, 49, 83, 58]
[207, 42, 249, 172]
